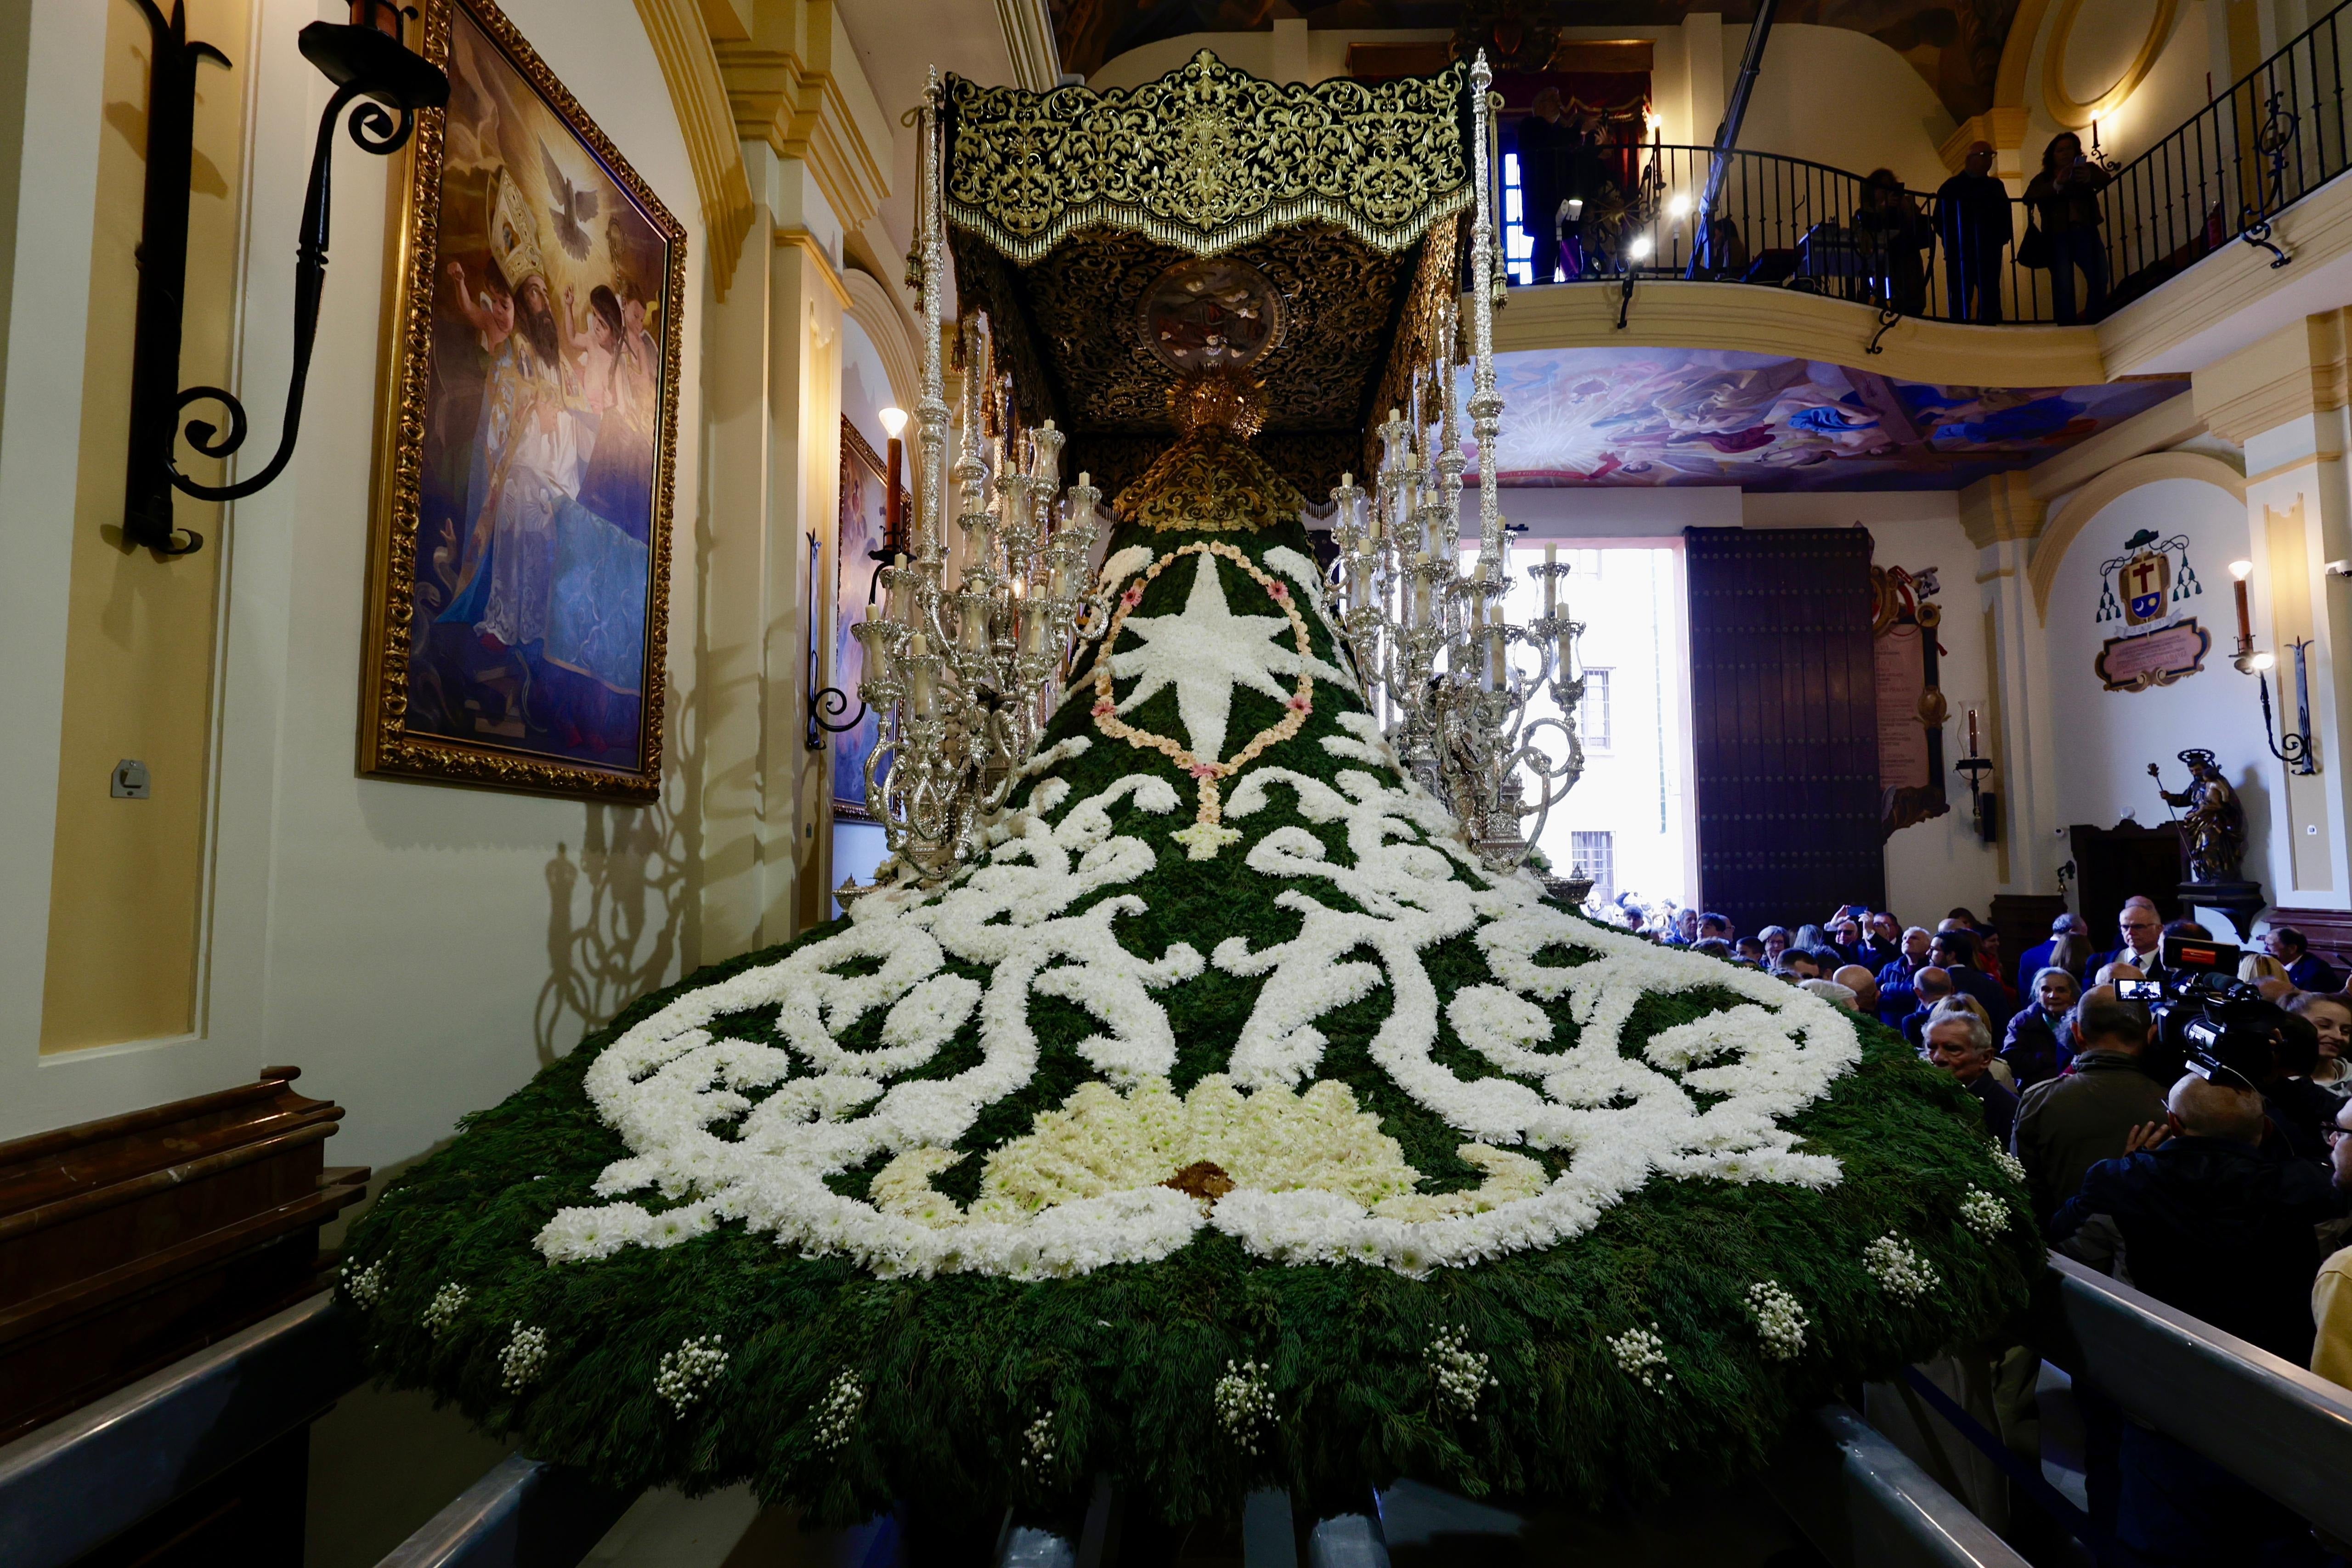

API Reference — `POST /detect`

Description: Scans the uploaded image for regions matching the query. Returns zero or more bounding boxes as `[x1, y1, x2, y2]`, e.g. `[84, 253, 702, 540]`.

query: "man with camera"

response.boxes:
[2051, 1071, 2340, 1564]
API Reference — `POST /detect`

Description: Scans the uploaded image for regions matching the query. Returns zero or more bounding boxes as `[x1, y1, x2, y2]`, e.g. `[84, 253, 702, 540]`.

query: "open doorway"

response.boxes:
[1497, 541, 1697, 921]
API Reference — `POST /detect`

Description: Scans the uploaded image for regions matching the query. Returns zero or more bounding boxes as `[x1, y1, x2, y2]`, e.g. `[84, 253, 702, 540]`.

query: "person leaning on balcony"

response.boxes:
[2024, 132, 2110, 323]
[1854, 169, 1933, 315]
[1935, 140, 2014, 323]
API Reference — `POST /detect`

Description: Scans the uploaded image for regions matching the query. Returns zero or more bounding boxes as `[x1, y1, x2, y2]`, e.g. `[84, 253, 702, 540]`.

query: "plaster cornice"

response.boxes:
[2099, 175, 2352, 376]
[2026, 389, 2202, 499]
[996, 0, 1062, 90]
[1491, 279, 2107, 385]
[2028, 451, 2248, 622]
[719, 1, 892, 234]
[2191, 310, 2352, 445]
[777, 226, 854, 310]
[634, 0, 755, 299]
[1959, 469, 2045, 548]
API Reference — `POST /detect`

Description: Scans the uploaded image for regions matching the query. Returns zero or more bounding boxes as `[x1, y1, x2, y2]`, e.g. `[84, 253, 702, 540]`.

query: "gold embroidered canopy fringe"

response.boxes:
[943, 53, 1474, 263]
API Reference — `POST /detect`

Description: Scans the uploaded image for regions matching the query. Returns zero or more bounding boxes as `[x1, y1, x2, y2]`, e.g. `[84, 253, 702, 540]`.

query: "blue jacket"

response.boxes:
[2050, 1137, 2340, 1362]
[2289, 952, 2341, 992]
[1876, 958, 1923, 1025]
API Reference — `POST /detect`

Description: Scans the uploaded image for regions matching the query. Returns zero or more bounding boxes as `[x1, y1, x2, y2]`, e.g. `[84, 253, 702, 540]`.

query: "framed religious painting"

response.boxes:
[359, 0, 685, 801]
[831, 418, 889, 818]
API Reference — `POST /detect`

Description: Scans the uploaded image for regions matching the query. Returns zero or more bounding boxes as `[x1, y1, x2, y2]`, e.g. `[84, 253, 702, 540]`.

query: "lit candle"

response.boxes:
[2230, 558, 2255, 652]
[1543, 543, 1558, 617]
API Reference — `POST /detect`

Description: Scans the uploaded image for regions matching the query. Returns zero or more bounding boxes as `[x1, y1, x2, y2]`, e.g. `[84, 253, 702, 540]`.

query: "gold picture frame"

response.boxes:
[360, 0, 685, 802]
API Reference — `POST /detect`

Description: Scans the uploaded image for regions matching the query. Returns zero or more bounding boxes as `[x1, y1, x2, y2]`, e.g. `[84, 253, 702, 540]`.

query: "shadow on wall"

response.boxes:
[533, 628, 714, 1060]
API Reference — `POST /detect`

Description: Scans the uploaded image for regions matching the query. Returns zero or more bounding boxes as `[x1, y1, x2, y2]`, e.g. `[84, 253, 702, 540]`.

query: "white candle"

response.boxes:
[1023, 613, 1046, 654]
[1543, 543, 1558, 617]
[909, 633, 933, 716]
[1488, 628, 1508, 690]
[1413, 553, 1432, 623]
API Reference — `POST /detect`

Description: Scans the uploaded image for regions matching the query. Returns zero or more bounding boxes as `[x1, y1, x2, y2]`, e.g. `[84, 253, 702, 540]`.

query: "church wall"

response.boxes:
[1721, 23, 1956, 194]
[2039, 474, 2270, 927]
[0, 0, 708, 1175]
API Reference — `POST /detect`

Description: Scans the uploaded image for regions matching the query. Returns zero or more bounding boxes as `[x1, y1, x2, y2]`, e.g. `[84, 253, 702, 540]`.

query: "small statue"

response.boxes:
[2149, 749, 2246, 886]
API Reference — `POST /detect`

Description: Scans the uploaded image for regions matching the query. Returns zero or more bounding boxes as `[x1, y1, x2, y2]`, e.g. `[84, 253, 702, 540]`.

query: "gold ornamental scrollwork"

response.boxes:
[945, 52, 1474, 262]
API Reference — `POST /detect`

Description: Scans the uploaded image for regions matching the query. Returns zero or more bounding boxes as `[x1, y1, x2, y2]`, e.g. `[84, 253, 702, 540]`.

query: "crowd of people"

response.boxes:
[1617, 894, 2352, 1562]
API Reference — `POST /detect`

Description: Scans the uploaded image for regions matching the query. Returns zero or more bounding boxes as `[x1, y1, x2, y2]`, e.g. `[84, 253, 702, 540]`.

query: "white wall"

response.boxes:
[2042, 477, 2269, 920]
[1727, 23, 1955, 192]
[0, 0, 707, 1174]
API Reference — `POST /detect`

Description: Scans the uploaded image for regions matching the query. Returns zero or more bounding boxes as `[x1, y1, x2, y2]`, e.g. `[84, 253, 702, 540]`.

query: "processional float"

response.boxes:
[342, 47, 2038, 1554]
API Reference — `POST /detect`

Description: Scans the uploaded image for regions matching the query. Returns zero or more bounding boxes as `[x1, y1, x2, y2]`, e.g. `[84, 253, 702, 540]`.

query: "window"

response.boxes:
[1502, 151, 1538, 285]
[1570, 831, 1616, 905]
[1580, 668, 1612, 751]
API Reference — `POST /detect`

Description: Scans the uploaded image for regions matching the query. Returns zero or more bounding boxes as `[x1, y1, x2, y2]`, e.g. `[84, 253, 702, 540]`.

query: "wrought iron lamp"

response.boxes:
[2228, 558, 2317, 773]
[122, 0, 449, 556]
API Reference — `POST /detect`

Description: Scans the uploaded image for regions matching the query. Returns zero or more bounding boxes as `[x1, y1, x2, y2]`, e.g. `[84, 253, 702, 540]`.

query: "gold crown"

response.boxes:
[1167, 366, 1266, 439]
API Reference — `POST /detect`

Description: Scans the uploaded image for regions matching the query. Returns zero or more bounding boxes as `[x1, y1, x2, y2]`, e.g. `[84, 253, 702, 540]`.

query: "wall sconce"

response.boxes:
[877, 405, 909, 561]
[2228, 559, 2318, 773]
[122, 1, 449, 556]
[1952, 705, 1997, 842]
[805, 410, 907, 751]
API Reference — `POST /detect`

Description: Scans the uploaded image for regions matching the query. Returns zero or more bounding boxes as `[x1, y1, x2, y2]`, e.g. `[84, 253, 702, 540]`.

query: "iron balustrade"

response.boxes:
[1510, 1, 2352, 330]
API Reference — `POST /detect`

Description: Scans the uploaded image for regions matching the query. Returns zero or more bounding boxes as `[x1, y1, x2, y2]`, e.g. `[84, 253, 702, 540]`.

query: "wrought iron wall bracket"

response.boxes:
[2238, 213, 2292, 269]
[1867, 304, 1901, 355]
[121, 7, 448, 557]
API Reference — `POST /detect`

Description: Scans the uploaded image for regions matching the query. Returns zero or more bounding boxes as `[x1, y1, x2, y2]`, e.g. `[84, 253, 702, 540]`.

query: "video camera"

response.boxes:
[2113, 934, 2286, 1090]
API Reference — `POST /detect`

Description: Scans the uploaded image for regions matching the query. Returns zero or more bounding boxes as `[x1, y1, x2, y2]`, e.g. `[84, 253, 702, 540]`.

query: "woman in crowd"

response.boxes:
[1759, 925, 1791, 966]
[2294, 991, 2352, 1097]
[2001, 967, 2081, 1089]
[2024, 132, 2110, 322]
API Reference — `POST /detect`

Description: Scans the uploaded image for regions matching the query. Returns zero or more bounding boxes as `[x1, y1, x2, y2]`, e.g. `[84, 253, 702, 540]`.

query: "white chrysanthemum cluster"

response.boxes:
[1959, 1186, 2010, 1240]
[500, 1323, 548, 1391]
[812, 1371, 863, 1454]
[343, 1260, 385, 1309]
[1214, 1359, 1276, 1453]
[654, 1334, 727, 1414]
[1990, 1145, 2027, 1185]
[1608, 1325, 1674, 1390]
[538, 760, 1861, 1281]
[1428, 1327, 1496, 1417]
[1745, 1280, 1809, 1360]
[1020, 1413, 1057, 1472]
[1865, 1235, 1940, 1303]
[420, 1283, 468, 1337]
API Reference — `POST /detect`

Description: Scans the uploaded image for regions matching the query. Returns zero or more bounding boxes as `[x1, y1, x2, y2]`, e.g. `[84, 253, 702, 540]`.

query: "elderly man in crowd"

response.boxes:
[1901, 966, 1955, 1048]
[2090, 897, 2166, 980]
[1832, 964, 1881, 1016]
[2012, 985, 2169, 1225]
[1876, 925, 1934, 1027]
[1858, 910, 1904, 971]
[1926, 1006, 2018, 1144]
[2272, 925, 2342, 993]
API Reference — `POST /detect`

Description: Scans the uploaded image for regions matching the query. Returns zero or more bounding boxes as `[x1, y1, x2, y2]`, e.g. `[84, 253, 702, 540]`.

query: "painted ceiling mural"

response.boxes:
[1464, 347, 2185, 492]
[1051, 0, 2020, 124]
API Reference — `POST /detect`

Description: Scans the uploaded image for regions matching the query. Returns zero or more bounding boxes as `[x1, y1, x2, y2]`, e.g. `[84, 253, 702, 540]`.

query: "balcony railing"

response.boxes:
[1507, 0, 2352, 329]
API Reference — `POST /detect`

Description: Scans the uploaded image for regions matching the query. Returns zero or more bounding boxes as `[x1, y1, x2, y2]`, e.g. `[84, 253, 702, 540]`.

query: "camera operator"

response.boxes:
[2012, 985, 2170, 1224]
[2051, 1072, 2341, 1564]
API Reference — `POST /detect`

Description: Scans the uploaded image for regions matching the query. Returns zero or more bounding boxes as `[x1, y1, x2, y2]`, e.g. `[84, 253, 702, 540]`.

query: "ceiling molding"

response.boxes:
[996, 0, 1062, 91]
[1959, 470, 2046, 548]
[2041, 0, 2182, 128]
[635, 0, 754, 299]
[2028, 450, 2248, 622]
[2192, 310, 2352, 445]
[719, 1, 893, 234]
[2027, 389, 2202, 499]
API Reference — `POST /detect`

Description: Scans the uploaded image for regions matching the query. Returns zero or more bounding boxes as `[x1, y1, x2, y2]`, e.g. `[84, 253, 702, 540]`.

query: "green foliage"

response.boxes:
[344, 510, 2038, 1528]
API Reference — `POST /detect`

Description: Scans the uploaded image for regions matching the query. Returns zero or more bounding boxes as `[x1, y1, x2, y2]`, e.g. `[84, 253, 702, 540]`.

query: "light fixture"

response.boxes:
[2327, 558, 2352, 577]
[122, 0, 448, 556]
[1668, 193, 1691, 218]
[1628, 235, 1653, 260]
[877, 406, 910, 440]
[2229, 558, 2254, 580]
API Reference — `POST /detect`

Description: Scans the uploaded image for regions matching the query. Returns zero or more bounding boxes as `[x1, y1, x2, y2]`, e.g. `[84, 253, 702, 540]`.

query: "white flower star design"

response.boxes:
[1108, 551, 1350, 761]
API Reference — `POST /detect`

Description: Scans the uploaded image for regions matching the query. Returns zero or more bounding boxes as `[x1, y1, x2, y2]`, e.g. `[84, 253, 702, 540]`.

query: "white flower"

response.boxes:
[1864, 1235, 1940, 1304]
[1020, 1411, 1057, 1472]
[342, 1260, 385, 1309]
[536, 766, 1862, 1283]
[1214, 1359, 1276, 1454]
[1428, 1326, 1495, 1417]
[654, 1334, 728, 1414]
[1608, 1325, 1673, 1390]
[811, 1370, 863, 1454]
[1989, 1145, 2027, 1186]
[500, 1323, 548, 1391]
[1959, 1186, 2010, 1240]
[420, 1283, 468, 1338]
[1745, 1281, 1808, 1360]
